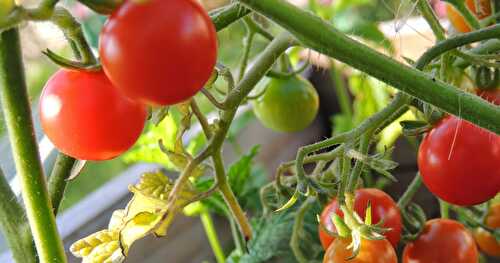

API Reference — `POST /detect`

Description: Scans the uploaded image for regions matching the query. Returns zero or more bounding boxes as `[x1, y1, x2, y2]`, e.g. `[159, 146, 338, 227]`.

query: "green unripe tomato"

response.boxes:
[252, 76, 319, 132]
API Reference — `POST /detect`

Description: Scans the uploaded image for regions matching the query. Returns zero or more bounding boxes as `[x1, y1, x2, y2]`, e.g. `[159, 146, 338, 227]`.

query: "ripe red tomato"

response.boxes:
[319, 188, 402, 249]
[402, 219, 478, 263]
[474, 203, 500, 258]
[323, 237, 397, 263]
[446, 0, 491, 33]
[40, 69, 147, 161]
[477, 89, 500, 105]
[99, 0, 217, 106]
[418, 115, 500, 206]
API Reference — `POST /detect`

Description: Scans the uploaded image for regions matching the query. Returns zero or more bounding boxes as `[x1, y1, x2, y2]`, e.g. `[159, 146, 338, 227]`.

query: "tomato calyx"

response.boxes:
[42, 49, 101, 72]
[324, 203, 392, 260]
[475, 66, 499, 91]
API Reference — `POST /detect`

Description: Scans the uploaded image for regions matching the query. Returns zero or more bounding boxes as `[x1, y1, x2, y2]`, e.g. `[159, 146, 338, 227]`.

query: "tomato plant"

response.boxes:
[446, 0, 491, 33]
[252, 76, 319, 132]
[418, 115, 500, 206]
[403, 219, 478, 263]
[99, 0, 217, 106]
[323, 237, 397, 263]
[0, 0, 499, 263]
[474, 203, 500, 258]
[40, 69, 147, 160]
[319, 188, 402, 249]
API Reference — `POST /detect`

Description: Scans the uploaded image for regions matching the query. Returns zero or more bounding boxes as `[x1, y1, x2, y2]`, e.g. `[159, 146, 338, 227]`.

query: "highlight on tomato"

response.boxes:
[474, 203, 500, 258]
[402, 219, 478, 263]
[318, 188, 402, 249]
[323, 237, 397, 263]
[99, 0, 217, 106]
[446, 0, 491, 33]
[39, 69, 147, 161]
[418, 115, 500, 206]
[252, 75, 319, 132]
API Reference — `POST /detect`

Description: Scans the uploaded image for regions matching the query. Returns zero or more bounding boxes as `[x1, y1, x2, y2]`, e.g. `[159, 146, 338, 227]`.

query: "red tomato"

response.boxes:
[402, 219, 478, 263]
[446, 0, 491, 33]
[477, 89, 500, 105]
[323, 237, 397, 263]
[474, 203, 500, 258]
[40, 70, 147, 160]
[319, 188, 402, 249]
[99, 0, 217, 106]
[418, 115, 500, 206]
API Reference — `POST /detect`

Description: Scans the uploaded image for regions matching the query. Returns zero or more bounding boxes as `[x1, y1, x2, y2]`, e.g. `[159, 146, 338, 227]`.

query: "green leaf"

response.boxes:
[234, 202, 323, 263]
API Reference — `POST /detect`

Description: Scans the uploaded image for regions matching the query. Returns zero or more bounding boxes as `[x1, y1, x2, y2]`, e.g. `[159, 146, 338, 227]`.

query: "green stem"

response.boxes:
[209, 3, 251, 31]
[397, 174, 423, 208]
[0, 28, 67, 263]
[51, 7, 96, 65]
[48, 153, 76, 215]
[238, 20, 255, 82]
[0, 168, 37, 263]
[454, 39, 500, 68]
[439, 200, 450, 219]
[415, 0, 446, 41]
[212, 150, 253, 241]
[346, 135, 370, 193]
[330, 65, 352, 120]
[290, 197, 315, 263]
[337, 153, 351, 206]
[238, 0, 500, 133]
[200, 210, 226, 263]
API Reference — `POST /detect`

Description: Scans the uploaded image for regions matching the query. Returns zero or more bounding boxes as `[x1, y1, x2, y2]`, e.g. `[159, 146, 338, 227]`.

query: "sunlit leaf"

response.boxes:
[70, 230, 124, 263]
[120, 212, 162, 255]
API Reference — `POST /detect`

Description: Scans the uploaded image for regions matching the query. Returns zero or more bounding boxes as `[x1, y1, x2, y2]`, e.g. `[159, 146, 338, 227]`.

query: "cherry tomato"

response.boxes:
[446, 0, 491, 33]
[418, 115, 500, 206]
[99, 0, 217, 106]
[252, 76, 319, 132]
[474, 203, 500, 258]
[40, 69, 147, 160]
[323, 237, 397, 263]
[402, 219, 478, 263]
[319, 188, 402, 249]
[477, 89, 500, 105]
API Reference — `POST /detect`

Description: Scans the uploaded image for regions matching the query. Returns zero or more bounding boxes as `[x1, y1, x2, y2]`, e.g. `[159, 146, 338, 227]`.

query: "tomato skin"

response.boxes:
[40, 70, 147, 161]
[323, 237, 397, 263]
[252, 76, 319, 132]
[318, 188, 402, 249]
[477, 89, 500, 105]
[99, 0, 217, 106]
[446, 0, 491, 33]
[474, 203, 500, 258]
[402, 219, 478, 263]
[418, 116, 500, 206]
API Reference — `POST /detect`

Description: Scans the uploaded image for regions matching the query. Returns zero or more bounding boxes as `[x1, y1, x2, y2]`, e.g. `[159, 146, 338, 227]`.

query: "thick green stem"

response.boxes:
[212, 150, 253, 241]
[48, 153, 76, 215]
[200, 211, 226, 263]
[0, 28, 67, 263]
[238, 0, 500, 133]
[0, 168, 37, 263]
[210, 3, 250, 31]
[454, 39, 500, 68]
[397, 174, 423, 208]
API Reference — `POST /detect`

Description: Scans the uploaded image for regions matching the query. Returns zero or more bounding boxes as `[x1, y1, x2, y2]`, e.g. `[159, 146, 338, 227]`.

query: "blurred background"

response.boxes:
[0, 0, 493, 262]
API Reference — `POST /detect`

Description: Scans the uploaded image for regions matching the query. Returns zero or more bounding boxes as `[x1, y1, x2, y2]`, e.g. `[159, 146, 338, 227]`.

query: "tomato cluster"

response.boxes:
[40, 0, 217, 160]
[474, 203, 500, 258]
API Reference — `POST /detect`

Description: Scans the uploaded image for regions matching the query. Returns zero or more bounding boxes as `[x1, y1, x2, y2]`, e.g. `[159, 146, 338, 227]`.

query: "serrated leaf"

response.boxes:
[70, 230, 124, 263]
[120, 212, 162, 256]
[129, 171, 173, 201]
